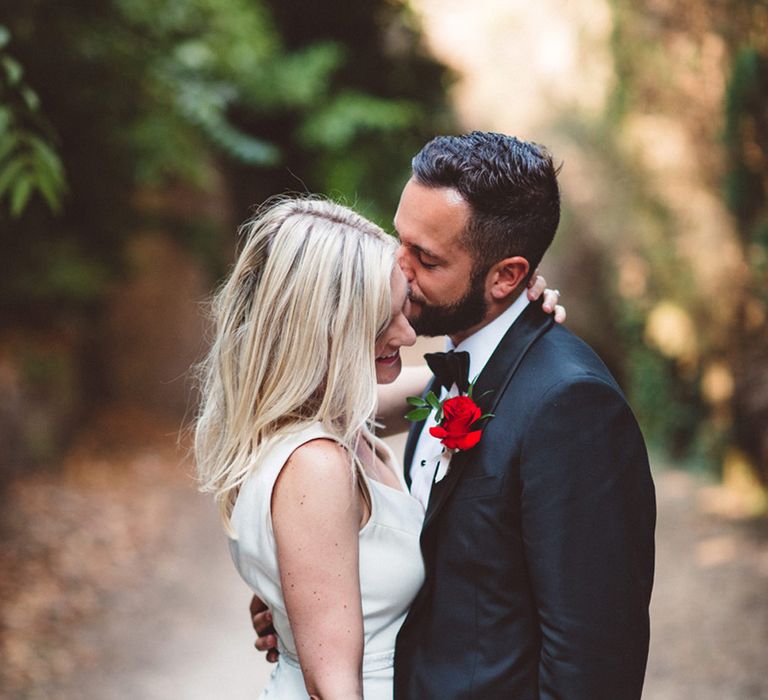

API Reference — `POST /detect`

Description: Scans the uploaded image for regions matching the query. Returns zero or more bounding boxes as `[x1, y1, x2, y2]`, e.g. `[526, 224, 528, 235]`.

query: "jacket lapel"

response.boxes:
[420, 300, 554, 536]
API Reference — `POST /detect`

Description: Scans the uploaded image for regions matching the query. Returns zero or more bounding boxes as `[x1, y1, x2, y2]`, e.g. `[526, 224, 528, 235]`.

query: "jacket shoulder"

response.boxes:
[511, 323, 625, 400]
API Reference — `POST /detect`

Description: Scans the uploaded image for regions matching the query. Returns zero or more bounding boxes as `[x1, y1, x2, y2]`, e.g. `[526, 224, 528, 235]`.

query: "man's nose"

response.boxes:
[396, 246, 414, 281]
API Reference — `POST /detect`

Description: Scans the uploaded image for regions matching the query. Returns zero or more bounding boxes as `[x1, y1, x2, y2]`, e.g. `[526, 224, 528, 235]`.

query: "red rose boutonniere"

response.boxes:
[405, 382, 493, 452]
[429, 395, 484, 450]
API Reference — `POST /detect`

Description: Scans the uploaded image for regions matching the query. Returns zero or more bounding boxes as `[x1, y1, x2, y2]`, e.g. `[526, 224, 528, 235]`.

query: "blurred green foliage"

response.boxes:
[622, 315, 708, 460]
[0, 0, 452, 323]
[723, 44, 768, 476]
[0, 0, 452, 466]
[724, 47, 768, 252]
[604, 0, 768, 477]
[0, 25, 66, 218]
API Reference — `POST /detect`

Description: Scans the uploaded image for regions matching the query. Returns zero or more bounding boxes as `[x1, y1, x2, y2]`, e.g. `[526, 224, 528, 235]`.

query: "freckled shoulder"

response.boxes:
[274, 438, 357, 508]
[284, 438, 351, 479]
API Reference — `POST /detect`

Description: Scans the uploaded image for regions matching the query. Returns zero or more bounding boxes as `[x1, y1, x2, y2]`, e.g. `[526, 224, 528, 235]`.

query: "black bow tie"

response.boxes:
[423, 350, 471, 394]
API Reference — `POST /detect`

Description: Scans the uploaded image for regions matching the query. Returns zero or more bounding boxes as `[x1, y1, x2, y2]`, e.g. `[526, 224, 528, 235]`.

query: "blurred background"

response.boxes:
[0, 0, 766, 698]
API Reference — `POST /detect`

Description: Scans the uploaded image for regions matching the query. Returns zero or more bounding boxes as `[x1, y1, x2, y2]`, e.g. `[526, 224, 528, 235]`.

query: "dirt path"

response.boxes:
[1, 414, 766, 699]
[644, 469, 768, 700]
[0, 409, 272, 700]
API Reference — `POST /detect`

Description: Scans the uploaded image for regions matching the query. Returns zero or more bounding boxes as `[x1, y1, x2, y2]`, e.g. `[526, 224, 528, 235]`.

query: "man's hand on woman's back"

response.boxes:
[250, 595, 279, 663]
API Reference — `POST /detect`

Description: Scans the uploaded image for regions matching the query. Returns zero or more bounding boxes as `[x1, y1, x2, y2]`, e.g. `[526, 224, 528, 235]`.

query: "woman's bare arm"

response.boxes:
[272, 439, 365, 700]
[376, 365, 432, 437]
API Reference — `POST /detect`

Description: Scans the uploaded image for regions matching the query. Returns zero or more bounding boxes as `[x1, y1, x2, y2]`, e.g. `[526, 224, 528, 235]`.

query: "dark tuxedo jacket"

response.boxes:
[394, 300, 656, 700]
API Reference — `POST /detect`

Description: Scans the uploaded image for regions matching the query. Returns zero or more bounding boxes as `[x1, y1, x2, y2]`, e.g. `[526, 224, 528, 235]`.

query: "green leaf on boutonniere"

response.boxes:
[405, 407, 431, 421]
[470, 412, 494, 430]
[406, 396, 429, 407]
[425, 391, 441, 411]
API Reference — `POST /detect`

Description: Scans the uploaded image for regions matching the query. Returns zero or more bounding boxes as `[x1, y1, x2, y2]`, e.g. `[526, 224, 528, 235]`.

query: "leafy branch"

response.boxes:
[0, 26, 67, 218]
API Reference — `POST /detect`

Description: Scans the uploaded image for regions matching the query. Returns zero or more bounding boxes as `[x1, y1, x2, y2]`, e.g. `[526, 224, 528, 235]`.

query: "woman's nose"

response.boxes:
[402, 319, 417, 346]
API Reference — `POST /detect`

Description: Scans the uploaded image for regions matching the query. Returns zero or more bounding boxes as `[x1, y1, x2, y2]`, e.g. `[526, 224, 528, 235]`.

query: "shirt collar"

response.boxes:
[446, 292, 531, 382]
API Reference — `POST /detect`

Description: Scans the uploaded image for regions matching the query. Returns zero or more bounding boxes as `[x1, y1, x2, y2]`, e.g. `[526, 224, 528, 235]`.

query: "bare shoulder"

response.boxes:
[273, 438, 356, 510]
[283, 438, 351, 481]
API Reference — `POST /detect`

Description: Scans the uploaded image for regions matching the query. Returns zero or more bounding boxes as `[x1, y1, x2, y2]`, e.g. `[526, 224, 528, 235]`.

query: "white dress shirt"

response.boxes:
[409, 293, 531, 509]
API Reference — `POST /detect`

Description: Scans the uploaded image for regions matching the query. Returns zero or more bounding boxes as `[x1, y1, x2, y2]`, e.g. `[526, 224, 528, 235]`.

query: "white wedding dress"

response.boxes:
[229, 423, 425, 699]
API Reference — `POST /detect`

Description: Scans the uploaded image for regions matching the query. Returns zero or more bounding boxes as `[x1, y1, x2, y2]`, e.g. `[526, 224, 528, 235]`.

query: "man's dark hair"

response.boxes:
[411, 131, 561, 283]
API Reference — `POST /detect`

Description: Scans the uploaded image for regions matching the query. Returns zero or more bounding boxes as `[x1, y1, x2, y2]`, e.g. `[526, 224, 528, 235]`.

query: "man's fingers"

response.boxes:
[252, 610, 274, 636]
[527, 274, 547, 300]
[554, 304, 566, 324]
[254, 634, 279, 662]
[249, 595, 279, 662]
[250, 597, 277, 664]
[249, 595, 267, 618]
[254, 633, 277, 652]
[541, 288, 561, 312]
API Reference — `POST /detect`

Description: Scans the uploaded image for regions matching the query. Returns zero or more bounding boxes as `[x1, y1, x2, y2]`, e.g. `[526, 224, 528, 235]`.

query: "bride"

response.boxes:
[194, 196, 561, 699]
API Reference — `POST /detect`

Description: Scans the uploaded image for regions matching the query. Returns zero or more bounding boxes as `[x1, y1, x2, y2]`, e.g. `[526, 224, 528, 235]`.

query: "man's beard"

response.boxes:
[410, 270, 488, 337]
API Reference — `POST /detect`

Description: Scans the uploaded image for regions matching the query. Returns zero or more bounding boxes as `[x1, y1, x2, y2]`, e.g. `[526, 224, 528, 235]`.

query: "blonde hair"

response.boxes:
[194, 196, 397, 534]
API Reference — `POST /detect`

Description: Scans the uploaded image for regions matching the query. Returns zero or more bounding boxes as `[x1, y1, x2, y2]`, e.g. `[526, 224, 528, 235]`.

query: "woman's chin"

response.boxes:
[375, 355, 402, 384]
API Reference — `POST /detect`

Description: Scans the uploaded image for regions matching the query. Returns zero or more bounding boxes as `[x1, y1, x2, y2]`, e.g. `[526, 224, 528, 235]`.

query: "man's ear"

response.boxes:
[488, 256, 530, 301]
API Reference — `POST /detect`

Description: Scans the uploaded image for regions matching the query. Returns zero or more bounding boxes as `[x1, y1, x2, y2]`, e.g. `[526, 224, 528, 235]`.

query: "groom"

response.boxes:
[390, 132, 655, 699]
[255, 131, 656, 699]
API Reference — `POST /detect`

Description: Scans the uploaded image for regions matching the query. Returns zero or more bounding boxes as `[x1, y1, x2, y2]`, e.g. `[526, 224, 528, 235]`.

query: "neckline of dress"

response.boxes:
[291, 422, 415, 500]
[363, 471, 416, 500]
[357, 468, 423, 538]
